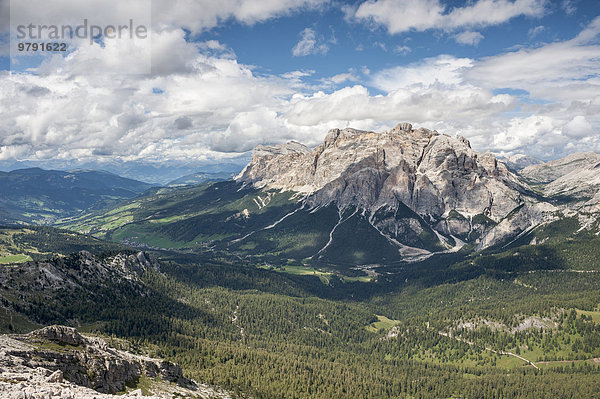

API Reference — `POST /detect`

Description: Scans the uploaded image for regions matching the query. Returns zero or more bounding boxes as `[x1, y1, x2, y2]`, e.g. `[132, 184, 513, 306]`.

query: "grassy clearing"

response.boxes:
[576, 308, 600, 323]
[0, 254, 33, 264]
[366, 315, 400, 333]
[494, 355, 529, 369]
[260, 265, 333, 284]
[342, 275, 372, 283]
[60, 202, 142, 233]
[260, 264, 372, 285]
[0, 228, 38, 264]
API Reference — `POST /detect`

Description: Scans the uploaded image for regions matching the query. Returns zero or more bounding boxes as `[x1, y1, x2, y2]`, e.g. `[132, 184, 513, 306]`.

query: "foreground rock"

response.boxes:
[0, 325, 231, 399]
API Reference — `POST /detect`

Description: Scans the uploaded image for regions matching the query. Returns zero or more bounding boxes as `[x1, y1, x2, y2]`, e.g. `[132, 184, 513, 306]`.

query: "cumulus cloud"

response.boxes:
[152, 0, 328, 32]
[292, 28, 329, 56]
[1, 4, 599, 168]
[352, 0, 545, 34]
[2, 0, 328, 73]
[467, 16, 600, 101]
[0, 28, 299, 163]
[370, 55, 473, 90]
[454, 31, 484, 46]
[564, 115, 593, 138]
[2, 0, 328, 34]
[318, 71, 360, 87]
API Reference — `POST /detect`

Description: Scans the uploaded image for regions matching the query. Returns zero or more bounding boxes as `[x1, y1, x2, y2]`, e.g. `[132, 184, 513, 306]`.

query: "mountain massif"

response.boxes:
[237, 123, 553, 254]
[61, 122, 599, 266]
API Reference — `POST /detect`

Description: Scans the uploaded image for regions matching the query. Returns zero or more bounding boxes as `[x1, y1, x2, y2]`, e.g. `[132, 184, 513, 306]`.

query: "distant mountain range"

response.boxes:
[0, 167, 241, 225]
[0, 168, 155, 224]
[0, 159, 246, 185]
[166, 171, 235, 187]
[497, 154, 543, 172]
[58, 123, 600, 266]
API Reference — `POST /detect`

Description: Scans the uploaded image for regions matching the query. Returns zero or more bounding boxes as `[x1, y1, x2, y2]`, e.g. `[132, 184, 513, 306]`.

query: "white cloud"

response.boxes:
[292, 28, 329, 56]
[528, 25, 545, 38]
[211, 109, 295, 152]
[393, 45, 412, 54]
[1, 0, 328, 60]
[1, 6, 600, 168]
[3, 0, 328, 34]
[352, 0, 546, 34]
[283, 82, 513, 132]
[561, 0, 576, 15]
[327, 72, 359, 84]
[154, 0, 328, 32]
[454, 31, 484, 45]
[370, 55, 473, 90]
[485, 115, 563, 152]
[564, 115, 593, 138]
[467, 17, 600, 101]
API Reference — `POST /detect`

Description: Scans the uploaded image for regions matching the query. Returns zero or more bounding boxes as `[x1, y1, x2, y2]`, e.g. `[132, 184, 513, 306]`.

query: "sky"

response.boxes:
[0, 0, 599, 182]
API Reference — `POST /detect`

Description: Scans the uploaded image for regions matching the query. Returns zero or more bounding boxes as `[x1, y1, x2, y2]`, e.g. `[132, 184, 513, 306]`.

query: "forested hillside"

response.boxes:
[0, 226, 599, 398]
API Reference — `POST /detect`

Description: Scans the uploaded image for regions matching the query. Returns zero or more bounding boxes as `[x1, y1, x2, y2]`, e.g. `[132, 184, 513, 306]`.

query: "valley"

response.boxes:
[0, 123, 600, 398]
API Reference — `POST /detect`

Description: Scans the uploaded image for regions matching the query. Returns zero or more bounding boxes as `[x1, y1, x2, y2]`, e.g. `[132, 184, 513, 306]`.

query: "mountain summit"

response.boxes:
[239, 123, 523, 216]
[236, 123, 555, 258]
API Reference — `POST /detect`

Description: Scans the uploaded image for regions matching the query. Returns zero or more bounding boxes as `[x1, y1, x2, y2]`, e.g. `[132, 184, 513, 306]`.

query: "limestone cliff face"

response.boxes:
[237, 123, 549, 249]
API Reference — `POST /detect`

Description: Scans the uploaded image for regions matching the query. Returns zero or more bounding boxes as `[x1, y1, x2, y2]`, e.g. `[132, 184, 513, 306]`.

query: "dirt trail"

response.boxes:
[437, 331, 540, 370]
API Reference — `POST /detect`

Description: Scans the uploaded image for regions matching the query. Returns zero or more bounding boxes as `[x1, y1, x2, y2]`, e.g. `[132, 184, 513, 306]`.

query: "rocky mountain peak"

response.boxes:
[30, 325, 86, 346]
[456, 135, 471, 148]
[323, 127, 366, 147]
[392, 122, 413, 132]
[235, 123, 550, 252]
[237, 122, 518, 217]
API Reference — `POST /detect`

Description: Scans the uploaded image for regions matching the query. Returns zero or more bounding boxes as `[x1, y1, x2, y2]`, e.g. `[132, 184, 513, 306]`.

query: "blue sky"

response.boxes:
[0, 0, 599, 182]
[202, 0, 592, 86]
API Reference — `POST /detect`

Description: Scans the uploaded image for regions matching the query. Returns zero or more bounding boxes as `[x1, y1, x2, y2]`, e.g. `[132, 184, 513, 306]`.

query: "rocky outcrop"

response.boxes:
[0, 250, 158, 292]
[30, 324, 85, 346]
[0, 326, 231, 398]
[237, 123, 553, 250]
[0, 251, 161, 326]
